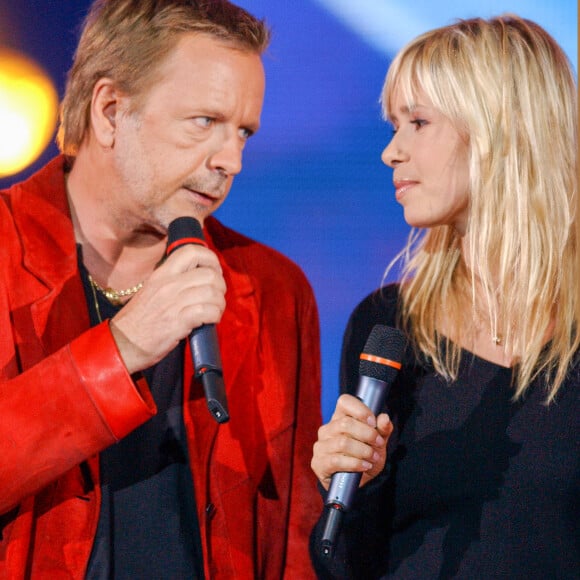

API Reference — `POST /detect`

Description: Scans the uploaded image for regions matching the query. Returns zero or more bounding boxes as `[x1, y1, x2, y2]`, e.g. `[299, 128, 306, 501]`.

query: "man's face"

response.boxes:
[108, 33, 265, 230]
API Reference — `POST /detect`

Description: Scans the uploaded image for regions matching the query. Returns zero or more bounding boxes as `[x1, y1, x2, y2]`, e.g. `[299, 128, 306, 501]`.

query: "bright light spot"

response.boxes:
[0, 49, 58, 177]
[312, 0, 577, 72]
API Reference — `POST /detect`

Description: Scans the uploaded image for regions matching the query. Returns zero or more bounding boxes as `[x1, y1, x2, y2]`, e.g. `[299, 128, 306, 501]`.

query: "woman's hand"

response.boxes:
[311, 393, 393, 490]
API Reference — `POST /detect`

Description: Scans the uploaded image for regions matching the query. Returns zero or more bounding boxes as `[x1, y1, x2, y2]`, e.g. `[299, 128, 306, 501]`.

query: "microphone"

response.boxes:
[166, 216, 229, 424]
[321, 324, 405, 557]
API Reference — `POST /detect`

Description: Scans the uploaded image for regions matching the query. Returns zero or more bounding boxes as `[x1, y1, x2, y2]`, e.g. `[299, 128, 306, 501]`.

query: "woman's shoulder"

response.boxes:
[341, 284, 404, 367]
[349, 283, 402, 330]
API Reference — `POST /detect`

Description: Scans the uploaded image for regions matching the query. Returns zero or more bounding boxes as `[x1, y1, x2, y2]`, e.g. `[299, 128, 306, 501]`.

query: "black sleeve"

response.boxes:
[310, 285, 402, 579]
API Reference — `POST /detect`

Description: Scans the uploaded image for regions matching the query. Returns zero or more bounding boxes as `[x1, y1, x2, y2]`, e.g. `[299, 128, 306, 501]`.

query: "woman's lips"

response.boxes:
[393, 180, 418, 201]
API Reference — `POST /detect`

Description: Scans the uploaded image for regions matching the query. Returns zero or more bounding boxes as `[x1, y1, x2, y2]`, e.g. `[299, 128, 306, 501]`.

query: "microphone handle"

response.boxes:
[325, 375, 388, 507]
[190, 324, 229, 424]
[190, 323, 223, 373]
[321, 375, 389, 557]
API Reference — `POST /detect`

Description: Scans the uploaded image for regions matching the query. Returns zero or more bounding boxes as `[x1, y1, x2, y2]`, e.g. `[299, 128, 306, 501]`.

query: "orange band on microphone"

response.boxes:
[166, 237, 208, 255]
[360, 353, 402, 370]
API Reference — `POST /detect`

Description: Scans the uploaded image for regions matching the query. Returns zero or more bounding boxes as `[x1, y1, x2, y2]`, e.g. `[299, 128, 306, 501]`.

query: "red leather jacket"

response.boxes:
[0, 157, 322, 578]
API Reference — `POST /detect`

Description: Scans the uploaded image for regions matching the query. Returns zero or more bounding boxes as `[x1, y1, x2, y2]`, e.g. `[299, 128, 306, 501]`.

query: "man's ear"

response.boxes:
[90, 78, 124, 148]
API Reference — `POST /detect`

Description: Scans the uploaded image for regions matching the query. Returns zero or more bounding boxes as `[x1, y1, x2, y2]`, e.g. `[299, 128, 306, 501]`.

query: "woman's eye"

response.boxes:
[411, 118, 427, 129]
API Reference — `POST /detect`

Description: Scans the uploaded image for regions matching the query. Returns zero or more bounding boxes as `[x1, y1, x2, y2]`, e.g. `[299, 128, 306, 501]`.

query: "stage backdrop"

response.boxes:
[0, 0, 576, 421]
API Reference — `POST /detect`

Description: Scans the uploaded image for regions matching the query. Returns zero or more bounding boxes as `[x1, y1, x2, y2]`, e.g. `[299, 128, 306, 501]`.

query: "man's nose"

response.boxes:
[208, 133, 243, 176]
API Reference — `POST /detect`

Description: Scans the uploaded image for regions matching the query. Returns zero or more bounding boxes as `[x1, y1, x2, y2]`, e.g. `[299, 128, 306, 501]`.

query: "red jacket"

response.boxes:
[0, 156, 322, 578]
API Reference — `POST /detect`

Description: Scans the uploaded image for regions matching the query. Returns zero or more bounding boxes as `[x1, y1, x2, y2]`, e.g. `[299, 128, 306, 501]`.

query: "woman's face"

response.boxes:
[382, 86, 470, 235]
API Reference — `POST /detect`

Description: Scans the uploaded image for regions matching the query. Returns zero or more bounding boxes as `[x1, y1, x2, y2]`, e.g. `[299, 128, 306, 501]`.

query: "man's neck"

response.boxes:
[66, 154, 166, 291]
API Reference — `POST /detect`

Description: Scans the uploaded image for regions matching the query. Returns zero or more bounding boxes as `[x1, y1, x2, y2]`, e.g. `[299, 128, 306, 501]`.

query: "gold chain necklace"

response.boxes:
[88, 274, 105, 323]
[87, 273, 144, 306]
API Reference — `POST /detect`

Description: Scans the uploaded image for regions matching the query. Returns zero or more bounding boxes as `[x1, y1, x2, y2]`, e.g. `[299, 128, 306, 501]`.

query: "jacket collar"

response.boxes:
[9, 156, 260, 385]
[8, 156, 86, 350]
[11, 156, 77, 291]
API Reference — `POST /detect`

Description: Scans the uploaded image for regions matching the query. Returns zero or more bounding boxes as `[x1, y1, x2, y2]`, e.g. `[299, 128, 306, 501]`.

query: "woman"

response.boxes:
[311, 15, 578, 579]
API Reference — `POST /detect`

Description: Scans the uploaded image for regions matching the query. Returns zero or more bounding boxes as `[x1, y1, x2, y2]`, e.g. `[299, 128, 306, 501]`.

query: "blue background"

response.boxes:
[0, 0, 576, 421]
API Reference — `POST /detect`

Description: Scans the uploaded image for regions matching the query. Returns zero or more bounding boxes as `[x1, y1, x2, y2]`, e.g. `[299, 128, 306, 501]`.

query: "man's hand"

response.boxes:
[109, 244, 226, 374]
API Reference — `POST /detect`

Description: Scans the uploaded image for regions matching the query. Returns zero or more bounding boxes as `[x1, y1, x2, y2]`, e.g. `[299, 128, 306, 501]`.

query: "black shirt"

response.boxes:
[78, 253, 204, 579]
[311, 284, 580, 579]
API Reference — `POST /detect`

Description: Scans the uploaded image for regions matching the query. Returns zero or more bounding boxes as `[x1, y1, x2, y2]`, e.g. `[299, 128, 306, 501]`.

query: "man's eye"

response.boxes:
[239, 128, 254, 140]
[193, 117, 213, 128]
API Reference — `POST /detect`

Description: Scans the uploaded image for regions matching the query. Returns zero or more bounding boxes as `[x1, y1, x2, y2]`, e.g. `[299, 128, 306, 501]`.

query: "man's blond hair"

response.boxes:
[57, 0, 270, 156]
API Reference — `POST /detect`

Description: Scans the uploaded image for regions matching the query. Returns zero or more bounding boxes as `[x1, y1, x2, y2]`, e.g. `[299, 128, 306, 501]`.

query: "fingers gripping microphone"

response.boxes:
[321, 324, 405, 557]
[166, 217, 229, 424]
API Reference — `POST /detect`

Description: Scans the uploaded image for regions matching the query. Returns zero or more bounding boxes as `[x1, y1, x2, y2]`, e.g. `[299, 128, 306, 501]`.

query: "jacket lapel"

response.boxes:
[10, 156, 89, 360]
[206, 219, 259, 395]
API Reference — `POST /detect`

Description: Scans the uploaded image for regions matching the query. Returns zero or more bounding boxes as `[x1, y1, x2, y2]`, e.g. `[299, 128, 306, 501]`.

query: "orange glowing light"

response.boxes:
[0, 48, 59, 177]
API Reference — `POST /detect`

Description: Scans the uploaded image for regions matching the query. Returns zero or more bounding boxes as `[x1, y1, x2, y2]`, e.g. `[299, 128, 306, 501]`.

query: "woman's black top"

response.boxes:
[311, 284, 579, 579]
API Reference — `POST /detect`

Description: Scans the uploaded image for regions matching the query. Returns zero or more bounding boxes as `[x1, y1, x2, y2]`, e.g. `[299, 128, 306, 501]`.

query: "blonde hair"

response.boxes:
[382, 15, 578, 402]
[57, 0, 270, 156]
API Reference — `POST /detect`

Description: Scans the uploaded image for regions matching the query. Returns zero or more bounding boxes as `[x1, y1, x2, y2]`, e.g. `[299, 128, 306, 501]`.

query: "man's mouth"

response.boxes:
[183, 186, 220, 205]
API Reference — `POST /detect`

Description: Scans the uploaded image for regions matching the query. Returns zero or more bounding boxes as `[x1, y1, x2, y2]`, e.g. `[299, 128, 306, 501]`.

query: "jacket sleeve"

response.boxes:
[0, 191, 157, 514]
[283, 282, 323, 579]
[0, 317, 156, 514]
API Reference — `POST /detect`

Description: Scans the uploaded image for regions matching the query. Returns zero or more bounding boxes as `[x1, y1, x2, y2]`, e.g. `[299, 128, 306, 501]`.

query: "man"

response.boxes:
[0, 1, 321, 577]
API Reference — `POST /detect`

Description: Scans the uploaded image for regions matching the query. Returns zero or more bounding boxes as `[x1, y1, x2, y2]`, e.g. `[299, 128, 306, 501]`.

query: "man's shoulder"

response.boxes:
[205, 217, 312, 288]
[2, 156, 69, 214]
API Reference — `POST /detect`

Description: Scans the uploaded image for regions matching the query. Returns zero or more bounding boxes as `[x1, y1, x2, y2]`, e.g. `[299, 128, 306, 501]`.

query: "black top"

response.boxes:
[311, 284, 580, 579]
[77, 253, 203, 579]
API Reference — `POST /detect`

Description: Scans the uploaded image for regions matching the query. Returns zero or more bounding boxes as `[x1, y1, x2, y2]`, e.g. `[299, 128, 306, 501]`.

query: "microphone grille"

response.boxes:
[359, 324, 406, 382]
[167, 216, 203, 243]
[166, 216, 205, 256]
